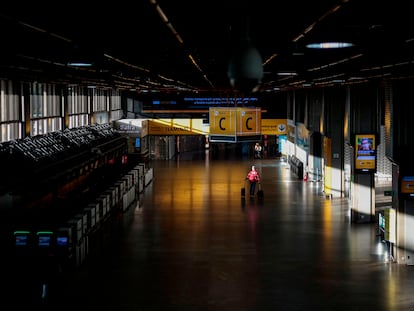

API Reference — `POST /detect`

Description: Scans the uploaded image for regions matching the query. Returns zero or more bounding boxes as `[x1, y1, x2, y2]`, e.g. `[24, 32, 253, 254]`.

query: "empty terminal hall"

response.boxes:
[2, 1, 414, 310]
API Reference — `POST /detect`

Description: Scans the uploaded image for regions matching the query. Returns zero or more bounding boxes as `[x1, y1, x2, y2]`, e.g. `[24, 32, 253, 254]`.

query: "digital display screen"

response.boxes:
[135, 137, 141, 148]
[56, 236, 68, 246]
[401, 176, 414, 195]
[14, 231, 30, 247]
[355, 134, 376, 171]
[38, 235, 51, 247]
[15, 235, 28, 246]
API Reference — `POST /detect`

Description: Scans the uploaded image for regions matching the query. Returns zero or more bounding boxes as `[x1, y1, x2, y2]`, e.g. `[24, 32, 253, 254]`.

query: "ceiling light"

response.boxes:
[277, 71, 297, 76]
[67, 61, 93, 67]
[306, 42, 354, 49]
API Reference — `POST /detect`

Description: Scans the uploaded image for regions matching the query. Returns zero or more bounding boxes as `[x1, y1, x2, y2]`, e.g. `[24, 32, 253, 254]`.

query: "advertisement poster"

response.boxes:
[355, 134, 376, 171]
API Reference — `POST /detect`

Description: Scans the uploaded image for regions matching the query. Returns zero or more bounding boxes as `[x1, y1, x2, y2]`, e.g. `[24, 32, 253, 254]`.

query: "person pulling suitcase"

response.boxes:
[246, 165, 260, 198]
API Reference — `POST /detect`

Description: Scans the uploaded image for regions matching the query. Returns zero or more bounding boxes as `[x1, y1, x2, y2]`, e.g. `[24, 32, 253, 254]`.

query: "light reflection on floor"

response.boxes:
[6, 156, 414, 310]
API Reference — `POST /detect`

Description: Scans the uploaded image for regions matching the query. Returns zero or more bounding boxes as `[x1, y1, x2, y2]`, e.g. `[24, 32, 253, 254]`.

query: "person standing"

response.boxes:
[246, 165, 260, 197]
[254, 142, 262, 159]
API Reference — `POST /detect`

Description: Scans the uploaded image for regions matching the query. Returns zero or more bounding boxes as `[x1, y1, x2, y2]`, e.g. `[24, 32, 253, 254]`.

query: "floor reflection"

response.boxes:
[12, 156, 414, 310]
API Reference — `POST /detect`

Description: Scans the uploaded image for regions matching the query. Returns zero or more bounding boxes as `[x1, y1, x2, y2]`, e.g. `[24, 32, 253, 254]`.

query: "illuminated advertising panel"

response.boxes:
[355, 134, 376, 172]
[400, 176, 414, 195]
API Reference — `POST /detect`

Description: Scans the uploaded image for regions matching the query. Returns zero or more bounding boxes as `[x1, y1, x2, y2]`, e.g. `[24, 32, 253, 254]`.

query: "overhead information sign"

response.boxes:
[148, 120, 206, 135]
[209, 107, 261, 142]
[237, 108, 261, 136]
[209, 108, 237, 135]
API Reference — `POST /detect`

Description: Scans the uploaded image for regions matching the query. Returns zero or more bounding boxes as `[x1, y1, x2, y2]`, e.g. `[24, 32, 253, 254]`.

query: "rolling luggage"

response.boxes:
[241, 180, 247, 198]
[257, 182, 264, 199]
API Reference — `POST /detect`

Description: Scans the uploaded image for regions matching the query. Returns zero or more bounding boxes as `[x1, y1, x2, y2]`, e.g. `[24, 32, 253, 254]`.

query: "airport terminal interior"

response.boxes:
[2, 1, 414, 310]
[3, 147, 414, 311]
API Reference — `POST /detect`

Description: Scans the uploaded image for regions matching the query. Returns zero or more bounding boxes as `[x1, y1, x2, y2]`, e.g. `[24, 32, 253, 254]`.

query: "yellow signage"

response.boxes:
[144, 114, 289, 137]
[401, 176, 414, 194]
[237, 108, 261, 135]
[141, 120, 149, 136]
[209, 107, 261, 136]
[261, 119, 287, 135]
[384, 207, 396, 243]
[148, 120, 201, 135]
[209, 108, 237, 135]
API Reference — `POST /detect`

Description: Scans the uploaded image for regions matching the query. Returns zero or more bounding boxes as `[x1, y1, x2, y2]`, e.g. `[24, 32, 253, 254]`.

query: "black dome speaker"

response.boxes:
[227, 44, 263, 94]
[227, 12, 263, 95]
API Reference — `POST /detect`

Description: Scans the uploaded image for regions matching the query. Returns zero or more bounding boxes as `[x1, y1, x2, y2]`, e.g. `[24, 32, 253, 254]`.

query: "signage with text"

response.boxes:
[147, 120, 206, 135]
[209, 107, 261, 137]
[401, 176, 414, 195]
[260, 119, 287, 135]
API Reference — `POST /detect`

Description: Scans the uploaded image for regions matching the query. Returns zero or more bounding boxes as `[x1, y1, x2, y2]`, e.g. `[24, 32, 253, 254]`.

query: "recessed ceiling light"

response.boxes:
[67, 62, 93, 67]
[306, 42, 354, 49]
[277, 71, 297, 76]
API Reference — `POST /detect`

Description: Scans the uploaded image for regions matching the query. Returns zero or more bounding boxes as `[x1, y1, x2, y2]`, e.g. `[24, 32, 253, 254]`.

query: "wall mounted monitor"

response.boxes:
[56, 236, 69, 247]
[355, 133, 376, 172]
[400, 176, 414, 196]
[14, 231, 30, 247]
[36, 231, 53, 247]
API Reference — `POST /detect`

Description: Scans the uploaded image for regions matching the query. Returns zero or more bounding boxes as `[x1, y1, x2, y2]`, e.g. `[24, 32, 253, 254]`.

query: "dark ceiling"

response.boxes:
[1, 0, 414, 96]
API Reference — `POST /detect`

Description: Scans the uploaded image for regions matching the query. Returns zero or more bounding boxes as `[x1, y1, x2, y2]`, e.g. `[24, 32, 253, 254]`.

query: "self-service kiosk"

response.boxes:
[55, 226, 74, 269]
[14, 230, 31, 247]
[13, 230, 32, 257]
[134, 164, 144, 193]
[67, 215, 85, 267]
[36, 231, 53, 250]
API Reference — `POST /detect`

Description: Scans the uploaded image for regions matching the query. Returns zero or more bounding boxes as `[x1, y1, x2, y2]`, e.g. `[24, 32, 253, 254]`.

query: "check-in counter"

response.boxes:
[134, 165, 144, 193]
[96, 195, 108, 220]
[122, 184, 136, 212]
[145, 167, 153, 185]
[129, 169, 138, 186]
[88, 202, 100, 226]
[83, 205, 96, 231]
[67, 215, 85, 267]
[104, 187, 117, 211]
[56, 226, 75, 268]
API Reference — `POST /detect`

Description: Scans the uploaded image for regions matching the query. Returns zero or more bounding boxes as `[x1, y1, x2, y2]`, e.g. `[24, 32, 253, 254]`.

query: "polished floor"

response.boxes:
[6, 153, 414, 310]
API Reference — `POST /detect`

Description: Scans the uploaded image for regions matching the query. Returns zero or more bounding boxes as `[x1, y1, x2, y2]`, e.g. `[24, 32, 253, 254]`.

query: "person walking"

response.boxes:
[246, 165, 260, 197]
